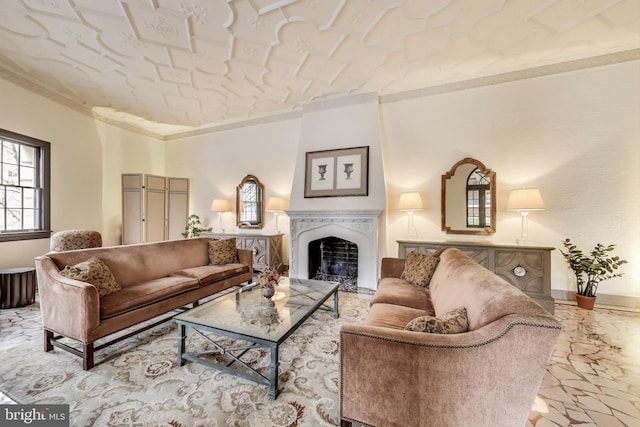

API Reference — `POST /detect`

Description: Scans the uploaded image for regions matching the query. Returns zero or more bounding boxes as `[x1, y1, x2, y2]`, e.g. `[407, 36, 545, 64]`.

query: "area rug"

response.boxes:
[0, 292, 371, 427]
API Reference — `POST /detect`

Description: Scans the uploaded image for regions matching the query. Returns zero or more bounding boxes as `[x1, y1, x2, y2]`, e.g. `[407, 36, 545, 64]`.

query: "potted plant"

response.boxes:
[559, 238, 627, 309]
[182, 214, 212, 238]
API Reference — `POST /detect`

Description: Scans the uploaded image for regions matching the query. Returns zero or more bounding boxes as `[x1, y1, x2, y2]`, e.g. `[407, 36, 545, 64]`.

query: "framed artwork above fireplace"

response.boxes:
[304, 146, 369, 198]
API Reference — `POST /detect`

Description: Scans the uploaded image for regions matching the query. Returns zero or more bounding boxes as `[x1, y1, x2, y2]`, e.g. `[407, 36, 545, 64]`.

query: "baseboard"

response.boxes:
[552, 290, 640, 309]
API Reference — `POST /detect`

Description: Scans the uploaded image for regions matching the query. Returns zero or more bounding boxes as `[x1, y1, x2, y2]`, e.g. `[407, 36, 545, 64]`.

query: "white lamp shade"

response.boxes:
[210, 198, 231, 212]
[507, 189, 545, 211]
[266, 196, 289, 212]
[398, 192, 424, 211]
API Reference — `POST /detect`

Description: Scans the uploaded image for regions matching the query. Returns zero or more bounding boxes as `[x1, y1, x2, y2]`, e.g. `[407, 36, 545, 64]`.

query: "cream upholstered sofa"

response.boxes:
[35, 237, 252, 370]
[340, 248, 562, 427]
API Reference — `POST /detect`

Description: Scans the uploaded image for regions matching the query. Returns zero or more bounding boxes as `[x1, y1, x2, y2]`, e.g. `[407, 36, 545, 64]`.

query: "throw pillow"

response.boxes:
[400, 251, 440, 287]
[60, 257, 121, 297]
[208, 238, 238, 265]
[404, 307, 469, 334]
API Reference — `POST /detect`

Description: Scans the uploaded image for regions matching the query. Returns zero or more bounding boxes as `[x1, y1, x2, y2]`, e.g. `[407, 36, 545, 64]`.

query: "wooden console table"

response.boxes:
[398, 240, 555, 313]
[202, 232, 283, 272]
[0, 267, 37, 308]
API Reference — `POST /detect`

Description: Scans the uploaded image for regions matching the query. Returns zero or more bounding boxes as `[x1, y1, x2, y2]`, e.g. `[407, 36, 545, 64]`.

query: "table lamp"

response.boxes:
[506, 188, 545, 244]
[210, 199, 232, 232]
[398, 192, 424, 237]
[265, 196, 289, 232]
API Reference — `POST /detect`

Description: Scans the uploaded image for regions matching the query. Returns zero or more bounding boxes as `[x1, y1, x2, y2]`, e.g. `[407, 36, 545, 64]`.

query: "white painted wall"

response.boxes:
[380, 60, 640, 298]
[164, 118, 301, 263]
[289, 94, 387, 213]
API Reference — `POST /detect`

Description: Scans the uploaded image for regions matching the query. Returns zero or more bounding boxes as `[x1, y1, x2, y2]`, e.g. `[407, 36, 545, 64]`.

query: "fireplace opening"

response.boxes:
[308, 236, 358, 292]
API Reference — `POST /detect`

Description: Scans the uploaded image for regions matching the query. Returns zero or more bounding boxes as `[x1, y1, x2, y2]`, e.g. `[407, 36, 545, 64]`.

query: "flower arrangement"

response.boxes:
[258, 265, 281, 289]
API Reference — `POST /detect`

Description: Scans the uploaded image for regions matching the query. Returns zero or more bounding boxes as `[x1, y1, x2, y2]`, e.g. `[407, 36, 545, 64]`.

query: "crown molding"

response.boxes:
[0, 67, 91, 117]
[380, 49, 640, 104]
[302, 92, 379, 114]
[164, 110, 302, 141]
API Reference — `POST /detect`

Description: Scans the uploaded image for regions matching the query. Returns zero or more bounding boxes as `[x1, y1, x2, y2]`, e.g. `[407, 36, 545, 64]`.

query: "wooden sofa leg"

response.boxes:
[44, 329, 53, 352]
[83, 343, 94, 370]
[340, 420, 352, 427]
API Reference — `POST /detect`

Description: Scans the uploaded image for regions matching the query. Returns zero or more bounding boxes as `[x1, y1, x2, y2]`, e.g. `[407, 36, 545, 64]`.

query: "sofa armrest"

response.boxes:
[35, 256, 101, 343]
[340, 314, 561, 427]
[381, 257, 406, 279]
[237, 248, 253, 277]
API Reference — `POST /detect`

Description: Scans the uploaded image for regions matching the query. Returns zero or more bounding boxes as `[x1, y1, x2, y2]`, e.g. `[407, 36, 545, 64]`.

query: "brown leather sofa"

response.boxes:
[340, 248, 562, 427]
[35, 237, 253, 370]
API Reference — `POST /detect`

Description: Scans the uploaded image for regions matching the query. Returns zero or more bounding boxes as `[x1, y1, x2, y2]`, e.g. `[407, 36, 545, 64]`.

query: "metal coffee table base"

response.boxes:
[177, 324, 280, 398]
[176, 292, 338, 399]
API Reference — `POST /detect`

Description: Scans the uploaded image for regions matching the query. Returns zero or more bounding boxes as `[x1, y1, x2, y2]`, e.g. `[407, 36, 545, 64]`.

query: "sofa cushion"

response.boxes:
[100, 276, 199, 319]
[404, 307, 469, 334]
[370, 277, 435, 313]
[172, 263, 249, 285]
[364, 303, 434, 330]
[60, 257, 121, 297]
[208, 238, 238, 265]
[400, 251, 439, 287]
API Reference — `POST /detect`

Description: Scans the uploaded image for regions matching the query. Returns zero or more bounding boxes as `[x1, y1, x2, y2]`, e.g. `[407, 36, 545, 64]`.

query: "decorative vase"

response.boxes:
[262, 286, 275, 299]
[575, 293, 596, 310]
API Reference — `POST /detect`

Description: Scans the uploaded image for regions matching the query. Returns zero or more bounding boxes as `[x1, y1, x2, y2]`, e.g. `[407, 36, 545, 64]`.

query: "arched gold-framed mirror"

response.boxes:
[236, 174, 264, 229]
[441, 158, 496, 235]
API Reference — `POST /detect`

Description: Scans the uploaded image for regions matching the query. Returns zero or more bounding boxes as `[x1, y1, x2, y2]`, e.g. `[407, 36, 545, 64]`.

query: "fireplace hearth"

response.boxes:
[309, 236, 358, 292]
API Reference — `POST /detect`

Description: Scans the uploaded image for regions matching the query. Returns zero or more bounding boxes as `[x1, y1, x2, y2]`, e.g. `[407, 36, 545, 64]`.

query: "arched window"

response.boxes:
[466, 168, 491, 228]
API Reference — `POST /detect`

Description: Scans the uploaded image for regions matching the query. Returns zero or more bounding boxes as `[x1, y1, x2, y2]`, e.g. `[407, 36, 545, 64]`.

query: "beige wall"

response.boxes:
[0, 78, 103, 267]
[95, 121, 165, 246]
[1, 59, 638, 300]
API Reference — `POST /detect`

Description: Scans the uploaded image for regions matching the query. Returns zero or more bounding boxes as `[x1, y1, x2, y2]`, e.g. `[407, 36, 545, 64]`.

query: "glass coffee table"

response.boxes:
[174, 277, 339, 399]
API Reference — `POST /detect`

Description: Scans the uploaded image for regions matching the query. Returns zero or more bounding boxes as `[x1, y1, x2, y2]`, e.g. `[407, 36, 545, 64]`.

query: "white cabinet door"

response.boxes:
[145, 175, 167, 242]
[122, 174, 143, 244]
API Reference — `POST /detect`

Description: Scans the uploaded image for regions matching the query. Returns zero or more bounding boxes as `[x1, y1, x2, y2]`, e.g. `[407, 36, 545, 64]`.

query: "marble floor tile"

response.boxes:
[1, 299, 639, 425]
[527, 303, 640, 426]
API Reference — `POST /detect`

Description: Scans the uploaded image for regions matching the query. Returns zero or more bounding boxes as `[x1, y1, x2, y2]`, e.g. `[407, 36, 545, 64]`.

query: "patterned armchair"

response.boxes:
[50, 230, 102, 252]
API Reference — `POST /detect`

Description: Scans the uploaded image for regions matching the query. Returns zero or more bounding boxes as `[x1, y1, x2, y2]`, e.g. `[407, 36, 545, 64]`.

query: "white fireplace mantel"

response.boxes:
[287, 210, 382, 290]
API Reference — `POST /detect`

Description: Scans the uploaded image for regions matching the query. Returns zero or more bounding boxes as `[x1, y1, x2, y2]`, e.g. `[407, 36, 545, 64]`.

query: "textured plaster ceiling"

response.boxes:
[0, 0, 639, 139]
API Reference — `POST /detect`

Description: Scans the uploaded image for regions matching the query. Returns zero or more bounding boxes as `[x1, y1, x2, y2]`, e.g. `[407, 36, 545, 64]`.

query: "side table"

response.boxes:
[0, 267, 37, 308]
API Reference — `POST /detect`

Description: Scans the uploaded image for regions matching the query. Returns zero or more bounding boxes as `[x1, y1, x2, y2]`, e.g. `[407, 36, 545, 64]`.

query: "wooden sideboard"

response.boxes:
[202, 232, 283, 272]
[397, 240, 555, 313]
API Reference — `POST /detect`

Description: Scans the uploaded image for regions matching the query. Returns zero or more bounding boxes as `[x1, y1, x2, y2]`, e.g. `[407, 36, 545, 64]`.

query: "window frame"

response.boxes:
[465, 167, 491, 229]
[0, 128, 51, 242]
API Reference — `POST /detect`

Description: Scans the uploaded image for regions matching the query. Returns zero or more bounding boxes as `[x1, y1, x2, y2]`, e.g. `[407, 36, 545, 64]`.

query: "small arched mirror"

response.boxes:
[441, 158, 496, 235]
[236, 174, 264, 229]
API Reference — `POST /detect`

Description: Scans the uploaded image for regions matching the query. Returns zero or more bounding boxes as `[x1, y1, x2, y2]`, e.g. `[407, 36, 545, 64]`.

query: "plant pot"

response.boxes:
[575, 293, 596, 310]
